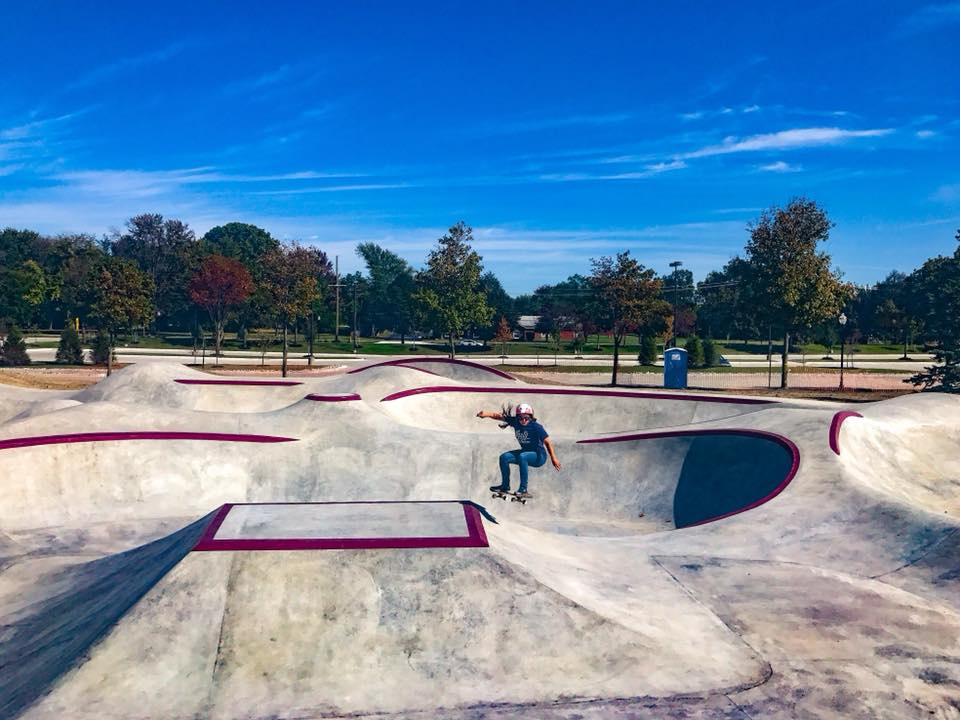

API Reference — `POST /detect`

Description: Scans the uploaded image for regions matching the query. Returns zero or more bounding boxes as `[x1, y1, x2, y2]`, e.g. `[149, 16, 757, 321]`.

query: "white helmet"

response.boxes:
[515, 402, 534, 417]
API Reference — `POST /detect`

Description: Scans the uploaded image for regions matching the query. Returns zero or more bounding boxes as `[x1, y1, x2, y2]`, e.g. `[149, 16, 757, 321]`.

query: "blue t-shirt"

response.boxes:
[506, 416, 549, 453]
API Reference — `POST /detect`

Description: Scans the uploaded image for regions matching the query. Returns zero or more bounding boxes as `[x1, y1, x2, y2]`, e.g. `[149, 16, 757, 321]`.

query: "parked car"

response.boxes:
[717, 355, 732, 367]
[457, 338, 484, 347]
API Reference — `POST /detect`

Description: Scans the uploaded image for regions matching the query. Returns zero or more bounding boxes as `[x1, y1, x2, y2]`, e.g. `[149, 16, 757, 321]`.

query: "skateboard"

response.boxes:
[491, 490, 533, 505]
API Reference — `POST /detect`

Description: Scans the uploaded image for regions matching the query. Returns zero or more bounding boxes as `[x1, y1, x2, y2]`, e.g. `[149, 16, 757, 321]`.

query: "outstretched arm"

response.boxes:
[544, 437, 562, 471]
[476, 410, 505, 420]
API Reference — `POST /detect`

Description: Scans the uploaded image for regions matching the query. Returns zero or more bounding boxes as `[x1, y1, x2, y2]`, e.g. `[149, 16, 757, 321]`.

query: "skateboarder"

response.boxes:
[476, 402, 562, 498]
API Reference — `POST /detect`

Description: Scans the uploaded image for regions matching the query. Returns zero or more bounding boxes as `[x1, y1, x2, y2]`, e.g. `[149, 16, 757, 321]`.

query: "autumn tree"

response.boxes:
[87, 258, 155, 375]
[745, 198, 850, 388]
[494, 316, 513, 356]
[414, 221, 493, 358]
[590, 252, 669, 385]
[189, 255, 254, 359]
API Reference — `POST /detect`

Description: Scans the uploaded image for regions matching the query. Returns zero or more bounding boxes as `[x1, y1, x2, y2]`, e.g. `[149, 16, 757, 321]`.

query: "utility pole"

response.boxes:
[334, 255, 340, 343]
[352, 281, 359, 352]
[669, 260, 683, 348]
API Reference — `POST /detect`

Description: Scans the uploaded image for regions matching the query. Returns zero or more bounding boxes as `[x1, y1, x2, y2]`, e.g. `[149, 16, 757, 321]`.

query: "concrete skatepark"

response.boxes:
[0, 358, 958, 718]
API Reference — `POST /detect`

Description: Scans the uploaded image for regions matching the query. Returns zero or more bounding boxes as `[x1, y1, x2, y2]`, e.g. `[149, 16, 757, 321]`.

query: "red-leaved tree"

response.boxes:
[189, 254, 254, 358]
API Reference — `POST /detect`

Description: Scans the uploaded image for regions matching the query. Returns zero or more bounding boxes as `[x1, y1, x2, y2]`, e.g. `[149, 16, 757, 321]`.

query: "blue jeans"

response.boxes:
[499, 449, 547, 493]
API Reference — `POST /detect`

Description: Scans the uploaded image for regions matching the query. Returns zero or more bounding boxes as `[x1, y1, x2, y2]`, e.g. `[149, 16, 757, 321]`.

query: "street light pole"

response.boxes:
[669, 260, 683, 348]
[838, 312, 847, 391]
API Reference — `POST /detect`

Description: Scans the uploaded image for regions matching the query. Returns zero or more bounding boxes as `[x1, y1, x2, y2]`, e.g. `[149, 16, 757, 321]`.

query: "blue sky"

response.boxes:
[1, 1, 957, 294]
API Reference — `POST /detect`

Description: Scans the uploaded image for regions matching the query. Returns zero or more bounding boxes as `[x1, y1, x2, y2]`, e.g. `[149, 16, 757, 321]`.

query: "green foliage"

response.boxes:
[90, 330, 114, 365]
[356, 243, 415, 337]
[745, 198, 851, 387]
[702, 337, 718, 367]
[907, 229, 960, 392]
[685, 335, 704, 367]
[56, 324, 85, 364]
[639, 335, 658, 365]
[0, 259, 48, 326]
[0, 326, 31, 366]
[202, 223, 279, 268]
[414, 221, 493, 355]
[88, 258, 157, 334]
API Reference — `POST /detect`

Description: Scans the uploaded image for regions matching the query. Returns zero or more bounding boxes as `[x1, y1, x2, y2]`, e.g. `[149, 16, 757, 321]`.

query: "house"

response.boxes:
[516, 315, 542, 341]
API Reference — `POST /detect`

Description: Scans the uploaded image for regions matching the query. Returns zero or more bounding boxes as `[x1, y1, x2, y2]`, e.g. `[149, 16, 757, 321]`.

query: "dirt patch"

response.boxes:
[0, 366, 110, 390]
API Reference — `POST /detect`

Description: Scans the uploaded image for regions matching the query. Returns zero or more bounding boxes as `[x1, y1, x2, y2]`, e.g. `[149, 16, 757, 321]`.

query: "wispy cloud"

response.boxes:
[222, 64, 295, 95]
[67, 42, 192, 91]
[759, 160, 802, 173]
[900, 2, 960, 34]
[932, 183, 960, 203]
[916, 130, 937, 139]
[539, 159, 686, 182]
[682, 127, 894, 158]
[254, 183, 409, 195]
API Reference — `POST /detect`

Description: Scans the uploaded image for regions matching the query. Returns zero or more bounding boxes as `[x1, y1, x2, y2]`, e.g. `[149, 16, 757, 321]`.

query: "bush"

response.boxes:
[0, 326, 31, 366]
[638, 336, 658, 365]
[685, 335, 704, 367]
[702, 337, 718, 367]
[90, 331, 115, 365]
[56, 325, 85, 364]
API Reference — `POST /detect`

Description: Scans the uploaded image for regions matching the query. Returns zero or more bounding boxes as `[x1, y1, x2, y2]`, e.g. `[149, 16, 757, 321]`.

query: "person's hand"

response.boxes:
[476, 410, 484, 418]
[552, 457, 562, 471]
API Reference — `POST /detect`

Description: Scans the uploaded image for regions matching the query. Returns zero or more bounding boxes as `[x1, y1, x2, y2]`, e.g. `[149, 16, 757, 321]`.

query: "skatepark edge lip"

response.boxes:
[579, 428, 801, 528]
[305, 393, 363, 402]
[829, 411, 863, 455]
[0, 431, 299, 451]
[379, 385, 779, 404]
[191, 501, 489, 551]
[174, 379, 305, 386]
[348, 357, 516, 380]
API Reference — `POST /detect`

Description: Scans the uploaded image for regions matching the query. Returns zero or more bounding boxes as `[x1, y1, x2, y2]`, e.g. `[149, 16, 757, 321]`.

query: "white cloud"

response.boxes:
[683, 126, 894, 158]
[759, 161, 802, 173]
[916, 130, 936, 138]
[743, 105, 761, 113]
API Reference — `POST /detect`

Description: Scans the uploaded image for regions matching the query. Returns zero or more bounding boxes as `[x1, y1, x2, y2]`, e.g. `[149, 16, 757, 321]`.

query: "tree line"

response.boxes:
[0, 199, 957, 389]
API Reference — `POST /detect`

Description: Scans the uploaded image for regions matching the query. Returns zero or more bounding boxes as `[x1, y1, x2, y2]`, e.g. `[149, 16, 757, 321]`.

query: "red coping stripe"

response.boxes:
[829, 411, 863, 455]
[349, 357, 516, 381]
[380, 385, 777, 404]
[0, 431, 297, 452]
[176, 379, 304, 386]
[578, 428, 801, 528]
[192, 501, 489, 551]
[305, 393, 362, 402]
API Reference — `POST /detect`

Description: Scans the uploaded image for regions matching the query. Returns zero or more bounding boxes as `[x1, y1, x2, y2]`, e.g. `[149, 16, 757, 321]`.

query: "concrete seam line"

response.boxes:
[380, 385, 778, 404]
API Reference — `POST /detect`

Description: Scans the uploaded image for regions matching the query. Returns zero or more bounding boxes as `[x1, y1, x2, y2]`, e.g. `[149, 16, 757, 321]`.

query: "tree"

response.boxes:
[702, 337, 719, 367]
[202, 223, 281, 348]
[87, 258, 156, 375]
[494, 316, 512, 356]
[0, 259, 48, 327]
[685, 335, 704, 367]
[356, 243, 415, 339]
[111, 214, 198, 329]
[479, 272, 513, 340]
[589, 252, 669, 386]
[0, 326, 30, 366]
[639, 335, 658, 365]
[697, 257, 758, 342]
[907, 229, 960, 391]
[56, 324, 85, 364]
[260, 244, 324, 377]
[745, 198, 850, 388]
[188, 255, 254, 359]
[414, 221, 493, 357]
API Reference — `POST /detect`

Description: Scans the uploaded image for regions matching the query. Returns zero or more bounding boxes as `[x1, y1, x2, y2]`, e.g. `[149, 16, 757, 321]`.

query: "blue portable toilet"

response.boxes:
[663, 347, 688, 389]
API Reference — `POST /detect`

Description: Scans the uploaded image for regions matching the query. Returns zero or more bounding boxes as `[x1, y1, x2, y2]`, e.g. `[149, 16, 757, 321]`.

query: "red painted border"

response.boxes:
[380, 385, 776, 405]
[0, 431, 297, 452]
[192, 501, 489, 551]
[578, 428, 801, 528]
[829, 411, 863, 455]
[349, 357, 516, 381]
[175, 379, 303, 386]
[304, 393, 362, 402]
